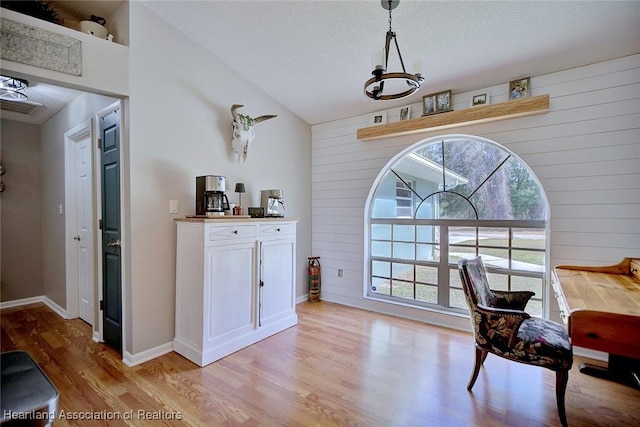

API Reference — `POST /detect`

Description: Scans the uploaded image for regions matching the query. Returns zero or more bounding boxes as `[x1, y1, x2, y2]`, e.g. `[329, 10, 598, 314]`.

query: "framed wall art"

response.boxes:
[509, 77, 530, 99]
[422, 90, 452, 116]
[398, 105, 411, 121]
[470, 92, 490, 107]
[369, 111, 387, 125]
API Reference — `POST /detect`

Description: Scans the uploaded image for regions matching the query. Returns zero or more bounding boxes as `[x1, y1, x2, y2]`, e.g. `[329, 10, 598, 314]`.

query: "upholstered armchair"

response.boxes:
[458, 256, 573, 427]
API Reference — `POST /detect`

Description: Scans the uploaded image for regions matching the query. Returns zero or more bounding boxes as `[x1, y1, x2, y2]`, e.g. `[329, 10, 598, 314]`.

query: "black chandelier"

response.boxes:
[364, 0, 423, 101]
[0, 75, 29, 102]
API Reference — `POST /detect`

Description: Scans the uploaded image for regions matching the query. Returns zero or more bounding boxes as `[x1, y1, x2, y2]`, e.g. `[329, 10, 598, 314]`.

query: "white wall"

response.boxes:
[311, 54, 640, 326]
[128, 3, 312, 355]
[0, 120, 42, 301]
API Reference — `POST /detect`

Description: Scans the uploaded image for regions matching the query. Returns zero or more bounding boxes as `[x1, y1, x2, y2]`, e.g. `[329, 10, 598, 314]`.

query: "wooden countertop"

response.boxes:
[175, 216, 299, 223]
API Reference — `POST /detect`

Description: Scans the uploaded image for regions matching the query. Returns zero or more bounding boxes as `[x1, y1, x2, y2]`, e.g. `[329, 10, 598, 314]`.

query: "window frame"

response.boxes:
[364, 134, 551, 319]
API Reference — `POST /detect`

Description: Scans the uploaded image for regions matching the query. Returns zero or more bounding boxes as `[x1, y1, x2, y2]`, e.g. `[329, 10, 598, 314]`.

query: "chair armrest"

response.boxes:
[472, 304, 530, 349]
[492, 290, 535, 310]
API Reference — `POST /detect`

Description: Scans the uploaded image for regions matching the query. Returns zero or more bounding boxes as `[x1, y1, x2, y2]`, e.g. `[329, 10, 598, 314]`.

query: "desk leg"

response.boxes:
[579, 354, 640, 389]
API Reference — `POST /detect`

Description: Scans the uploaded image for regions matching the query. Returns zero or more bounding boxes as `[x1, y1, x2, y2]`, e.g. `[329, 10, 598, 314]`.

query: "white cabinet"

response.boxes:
[174, 218, 298, 367]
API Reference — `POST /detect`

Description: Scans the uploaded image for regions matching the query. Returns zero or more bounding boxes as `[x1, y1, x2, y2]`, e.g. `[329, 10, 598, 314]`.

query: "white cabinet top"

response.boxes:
[175, 217, 299, 224]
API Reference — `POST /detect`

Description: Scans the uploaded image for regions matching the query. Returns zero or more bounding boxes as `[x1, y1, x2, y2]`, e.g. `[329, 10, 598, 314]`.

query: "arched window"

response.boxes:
[365, 135, 549, 317]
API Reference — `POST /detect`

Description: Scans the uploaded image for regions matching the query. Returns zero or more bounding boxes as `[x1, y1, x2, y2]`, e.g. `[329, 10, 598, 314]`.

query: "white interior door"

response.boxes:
[76, 136, 94, 324]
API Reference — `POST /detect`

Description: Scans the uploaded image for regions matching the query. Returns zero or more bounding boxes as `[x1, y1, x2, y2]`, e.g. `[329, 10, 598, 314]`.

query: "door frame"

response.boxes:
[63, 100, 127, 350]
[64, 119, 95, 324]
[95, 100, 127, 350]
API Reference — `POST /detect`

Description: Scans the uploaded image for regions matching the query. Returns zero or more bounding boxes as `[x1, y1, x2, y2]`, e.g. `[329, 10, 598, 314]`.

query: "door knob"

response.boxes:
[107, 239, 121, 248]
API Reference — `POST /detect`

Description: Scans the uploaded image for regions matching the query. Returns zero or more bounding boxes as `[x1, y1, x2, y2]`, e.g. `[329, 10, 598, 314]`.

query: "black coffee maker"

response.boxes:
[196, 175, 229, 216]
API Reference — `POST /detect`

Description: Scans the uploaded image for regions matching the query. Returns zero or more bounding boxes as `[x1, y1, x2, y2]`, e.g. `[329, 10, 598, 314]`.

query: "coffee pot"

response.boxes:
[196, 175, 230, 216]
[260, 189, 285, 217]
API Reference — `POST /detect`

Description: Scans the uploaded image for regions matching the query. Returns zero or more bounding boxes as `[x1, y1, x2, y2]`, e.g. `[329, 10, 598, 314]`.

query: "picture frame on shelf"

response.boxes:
[423, 90, 452, 116]
[470, 92, 490, 107]
[509, 77, 530, 99]
[398, 105, 411, 121]
[369, 111, 387, 125]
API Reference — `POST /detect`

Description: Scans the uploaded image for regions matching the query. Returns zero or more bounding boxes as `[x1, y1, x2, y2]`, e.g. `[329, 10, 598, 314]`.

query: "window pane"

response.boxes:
[512, 249, 545, 272]
[392, 280, 414, 299]
[371, 241, 391, 257]
[450, 227, 476, 245]
[449, 270, 466, 309]
[416, 265, 437, 285]
[449, 288, 466, 310]
[512, 275, 543, 296]
[417, 225, 436, 243]
[487, 273, 508, 291]
[372, 260, 390, 277]
[371, 171, 402, 218]
[392, 263, 413, 280]
[417, 244, 439, 261]
[479, 249, 510, 269]
[416, 283, 437, 304]
[513, 228, 545, 248]
[393, 225, 415, 241]
[478, 227, 509, 247]
[371, 224, 391, 240]
[393, 242, 415, 259]
[371, 277, 390, 295]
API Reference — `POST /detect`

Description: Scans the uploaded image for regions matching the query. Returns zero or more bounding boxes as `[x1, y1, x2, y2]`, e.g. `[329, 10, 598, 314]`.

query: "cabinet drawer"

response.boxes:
[259, 223, 295, 237]
[207, 225, 256, 242]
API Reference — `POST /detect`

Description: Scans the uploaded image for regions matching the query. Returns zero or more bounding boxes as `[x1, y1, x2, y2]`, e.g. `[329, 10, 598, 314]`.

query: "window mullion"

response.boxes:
[438, 225, 449, 307]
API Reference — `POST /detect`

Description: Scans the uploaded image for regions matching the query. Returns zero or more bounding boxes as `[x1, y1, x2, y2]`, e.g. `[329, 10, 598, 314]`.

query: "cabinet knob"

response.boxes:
[276, 228, 281, 232]
[233, 230, 238, 234]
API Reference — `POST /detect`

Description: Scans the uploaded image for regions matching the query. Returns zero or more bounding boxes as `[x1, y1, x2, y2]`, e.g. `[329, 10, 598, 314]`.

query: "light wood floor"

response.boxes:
[1, 301, 639, 426]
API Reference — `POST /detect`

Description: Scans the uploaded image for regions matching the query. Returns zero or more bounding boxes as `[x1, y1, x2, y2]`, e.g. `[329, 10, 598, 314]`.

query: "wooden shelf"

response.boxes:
[357, 94, 550, 141]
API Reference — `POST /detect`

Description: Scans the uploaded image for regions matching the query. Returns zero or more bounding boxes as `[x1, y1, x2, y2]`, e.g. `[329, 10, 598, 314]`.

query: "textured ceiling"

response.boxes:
[0, 80, 82, 125]
[143, 0, 640, 125]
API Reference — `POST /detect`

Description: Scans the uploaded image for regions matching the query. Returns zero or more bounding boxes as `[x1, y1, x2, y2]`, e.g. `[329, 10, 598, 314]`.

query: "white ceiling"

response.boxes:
[3, 1, 639, 126]
[142, 0, 640, 125]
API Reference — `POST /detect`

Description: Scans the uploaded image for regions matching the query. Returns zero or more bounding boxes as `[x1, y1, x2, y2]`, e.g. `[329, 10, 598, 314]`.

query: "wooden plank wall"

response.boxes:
[310, 54, 640, 326]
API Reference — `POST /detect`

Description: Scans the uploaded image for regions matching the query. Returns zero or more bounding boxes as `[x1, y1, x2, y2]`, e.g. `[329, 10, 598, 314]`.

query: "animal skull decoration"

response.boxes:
[231, 104, 277, 164]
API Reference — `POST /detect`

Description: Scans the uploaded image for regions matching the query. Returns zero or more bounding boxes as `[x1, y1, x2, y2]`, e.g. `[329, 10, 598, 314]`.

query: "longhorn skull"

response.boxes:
[231, 104, 277, 164]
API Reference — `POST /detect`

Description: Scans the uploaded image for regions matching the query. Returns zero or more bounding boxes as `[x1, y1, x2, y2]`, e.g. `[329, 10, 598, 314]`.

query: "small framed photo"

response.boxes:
[369, 111, 387, 125]
[470, 92, 490, 107]
[398, 106, 411, 121]
[423, 90, 452, 116]
[509, 77, 530, 99]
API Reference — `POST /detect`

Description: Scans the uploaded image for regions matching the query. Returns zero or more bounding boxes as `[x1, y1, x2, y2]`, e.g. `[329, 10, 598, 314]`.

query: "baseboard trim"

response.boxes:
[0, 296, 45, 309]
[296, 294, 309, 304]
[43, 296, 69, 319]
[123, 342, 174, 367]
[1, 295, 70, 319]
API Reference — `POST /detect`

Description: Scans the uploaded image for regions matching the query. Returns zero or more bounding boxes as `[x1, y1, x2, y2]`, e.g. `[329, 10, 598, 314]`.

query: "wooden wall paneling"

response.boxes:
[311, 54, 640, 324]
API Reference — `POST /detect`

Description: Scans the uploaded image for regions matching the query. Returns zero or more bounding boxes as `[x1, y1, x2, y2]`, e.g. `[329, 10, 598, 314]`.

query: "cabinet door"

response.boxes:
[205, 243, 256, 344]
[260, 239, 294, 325]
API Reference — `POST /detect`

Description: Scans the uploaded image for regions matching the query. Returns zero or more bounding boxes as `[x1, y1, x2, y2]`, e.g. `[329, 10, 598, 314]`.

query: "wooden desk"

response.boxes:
[553, 258, 640, 388]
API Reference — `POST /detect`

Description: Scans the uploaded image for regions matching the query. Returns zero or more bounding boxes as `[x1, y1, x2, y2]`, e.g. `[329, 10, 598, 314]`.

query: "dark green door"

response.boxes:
[100, 108, 122, 353]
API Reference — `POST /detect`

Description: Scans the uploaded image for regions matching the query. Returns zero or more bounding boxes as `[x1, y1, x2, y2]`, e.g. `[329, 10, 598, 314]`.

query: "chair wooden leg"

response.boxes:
[555, 369, 569, 427]
[467, 347, 486, 391]
[480, 349, 489, 365]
